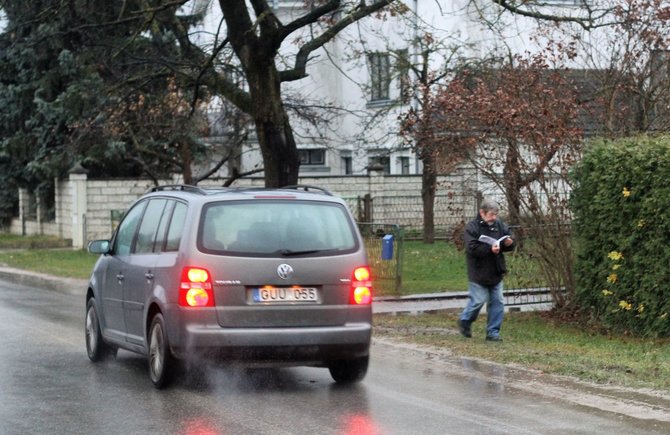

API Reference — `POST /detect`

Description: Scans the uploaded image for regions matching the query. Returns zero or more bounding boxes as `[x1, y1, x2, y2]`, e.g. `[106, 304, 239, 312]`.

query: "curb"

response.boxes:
[373, 291, 469, 302]
[0, 266, 87, 297]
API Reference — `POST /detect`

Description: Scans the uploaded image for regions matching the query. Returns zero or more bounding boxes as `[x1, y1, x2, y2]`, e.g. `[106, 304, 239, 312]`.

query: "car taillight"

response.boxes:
[350, 266, 372, 305]
[179, 267, 214, 307]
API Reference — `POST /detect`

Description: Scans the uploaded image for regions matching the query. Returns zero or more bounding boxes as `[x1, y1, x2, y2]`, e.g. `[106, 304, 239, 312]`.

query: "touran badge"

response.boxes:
[277, 264, 294, 280]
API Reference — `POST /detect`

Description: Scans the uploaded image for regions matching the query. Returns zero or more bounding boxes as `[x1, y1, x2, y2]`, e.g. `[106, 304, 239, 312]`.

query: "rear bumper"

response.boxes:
[170, 322, 372, 363]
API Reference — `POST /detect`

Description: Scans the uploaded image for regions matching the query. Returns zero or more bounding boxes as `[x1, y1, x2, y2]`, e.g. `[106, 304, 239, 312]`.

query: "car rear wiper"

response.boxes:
[276, 249, 322, 256]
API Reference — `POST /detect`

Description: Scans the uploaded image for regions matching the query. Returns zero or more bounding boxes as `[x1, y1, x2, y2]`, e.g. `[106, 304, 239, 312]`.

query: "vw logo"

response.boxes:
[277, 264, 294, 280]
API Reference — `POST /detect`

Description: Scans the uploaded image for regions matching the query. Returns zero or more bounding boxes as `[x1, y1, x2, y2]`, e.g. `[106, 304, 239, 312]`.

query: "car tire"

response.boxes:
[85, 297, 116, 362]
[148, 313, 176, 389]
[328, 356, 369, 384]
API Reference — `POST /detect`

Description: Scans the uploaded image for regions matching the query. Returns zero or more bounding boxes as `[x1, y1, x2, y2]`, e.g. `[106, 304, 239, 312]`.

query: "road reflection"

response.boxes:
[180, 418, 219, 435]
[340, 414, 381, 435]
[329, 384, 379, 435]
[149, 362, 379, 434]
[460, 358, 506, 394]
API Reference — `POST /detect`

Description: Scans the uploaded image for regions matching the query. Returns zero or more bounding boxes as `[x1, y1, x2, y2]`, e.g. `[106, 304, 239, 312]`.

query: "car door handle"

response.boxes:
[145, 272, 154, 280]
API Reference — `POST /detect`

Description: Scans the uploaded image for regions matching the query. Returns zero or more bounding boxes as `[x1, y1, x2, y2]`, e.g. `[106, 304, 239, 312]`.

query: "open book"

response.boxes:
[478, 234, 510, 246]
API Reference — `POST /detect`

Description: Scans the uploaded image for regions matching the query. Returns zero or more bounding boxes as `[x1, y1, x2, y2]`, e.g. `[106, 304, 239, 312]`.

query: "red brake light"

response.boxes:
[350, 266, 372, 305]
[179, 267, 214, 307]
[354, 267, 370, 281]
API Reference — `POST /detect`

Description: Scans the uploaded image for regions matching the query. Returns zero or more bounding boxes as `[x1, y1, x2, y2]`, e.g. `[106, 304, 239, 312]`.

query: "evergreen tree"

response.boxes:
[0, 1, 214, 223]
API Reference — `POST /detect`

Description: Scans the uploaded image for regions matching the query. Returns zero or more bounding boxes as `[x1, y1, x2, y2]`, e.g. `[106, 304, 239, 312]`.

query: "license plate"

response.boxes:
[251, 286, 319, 304]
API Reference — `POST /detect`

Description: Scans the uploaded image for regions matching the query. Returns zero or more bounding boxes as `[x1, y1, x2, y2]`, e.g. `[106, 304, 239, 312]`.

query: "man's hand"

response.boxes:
[493, 237, 513, 253]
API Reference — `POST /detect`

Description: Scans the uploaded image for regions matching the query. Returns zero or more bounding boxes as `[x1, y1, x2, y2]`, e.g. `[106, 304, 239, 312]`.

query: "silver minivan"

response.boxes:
[85, 185, 372, 388]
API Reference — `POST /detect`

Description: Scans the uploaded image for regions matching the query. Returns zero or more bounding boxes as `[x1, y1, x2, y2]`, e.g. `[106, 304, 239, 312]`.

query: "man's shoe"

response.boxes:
[485, 335, 502, 342]
[458, 319, 472, 338]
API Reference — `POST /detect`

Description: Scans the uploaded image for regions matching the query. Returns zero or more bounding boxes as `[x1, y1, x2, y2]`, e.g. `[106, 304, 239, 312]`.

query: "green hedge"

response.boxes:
[572, 135, 670, 337]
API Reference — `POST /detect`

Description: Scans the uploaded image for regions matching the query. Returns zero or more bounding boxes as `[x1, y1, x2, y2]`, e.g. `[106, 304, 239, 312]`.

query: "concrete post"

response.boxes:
[36, 192, 43, 235]
[18, 188, 28, 236]
[69, 162, 89, 249]
[54, 177, 62, 239]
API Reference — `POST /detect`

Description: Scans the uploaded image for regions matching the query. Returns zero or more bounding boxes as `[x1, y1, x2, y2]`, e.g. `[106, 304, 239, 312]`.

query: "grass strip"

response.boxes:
[0, 249, 97, 280]
[375, 311, 670, 391]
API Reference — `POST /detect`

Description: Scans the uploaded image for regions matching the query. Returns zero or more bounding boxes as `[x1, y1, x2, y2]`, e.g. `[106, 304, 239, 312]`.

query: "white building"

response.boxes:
[188, 1, 606, 178]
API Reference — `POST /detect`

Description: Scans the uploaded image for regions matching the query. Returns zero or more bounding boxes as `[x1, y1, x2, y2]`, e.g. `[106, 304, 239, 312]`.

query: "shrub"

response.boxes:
[571, 135, 670, 336]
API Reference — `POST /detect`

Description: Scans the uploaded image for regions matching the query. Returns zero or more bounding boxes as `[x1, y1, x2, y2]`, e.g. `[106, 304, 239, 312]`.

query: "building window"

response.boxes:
[368, 52, 391, 101]
[299, 149, 325, 165]
[398, 156, 410, 175]
[368, 155, 390, 174]
[342, 156, 353, 175]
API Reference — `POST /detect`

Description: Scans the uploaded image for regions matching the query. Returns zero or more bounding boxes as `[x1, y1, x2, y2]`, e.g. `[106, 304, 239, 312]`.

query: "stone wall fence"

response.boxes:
[9, 165, 480, 249]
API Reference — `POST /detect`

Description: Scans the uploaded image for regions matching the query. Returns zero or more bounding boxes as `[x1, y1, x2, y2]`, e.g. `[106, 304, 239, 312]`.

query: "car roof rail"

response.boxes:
[281, 185, 333, 196]
[148, 184, 206, 194]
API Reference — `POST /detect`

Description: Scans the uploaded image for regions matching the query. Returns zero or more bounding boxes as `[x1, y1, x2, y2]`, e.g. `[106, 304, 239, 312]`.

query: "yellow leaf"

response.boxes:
[607, 251, 623, 261]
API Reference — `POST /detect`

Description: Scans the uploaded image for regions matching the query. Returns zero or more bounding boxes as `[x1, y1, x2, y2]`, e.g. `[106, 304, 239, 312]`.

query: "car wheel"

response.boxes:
[85, 298, 116, 361]
[328, 356, 369, 384]
[148, 313, 175, 389]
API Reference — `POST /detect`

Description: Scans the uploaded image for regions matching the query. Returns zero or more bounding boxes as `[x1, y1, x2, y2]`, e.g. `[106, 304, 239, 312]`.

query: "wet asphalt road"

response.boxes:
[1, 279, 669, 435]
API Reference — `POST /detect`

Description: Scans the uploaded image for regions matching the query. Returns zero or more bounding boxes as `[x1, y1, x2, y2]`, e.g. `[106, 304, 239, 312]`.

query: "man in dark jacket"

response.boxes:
[458, 199, 515, 341]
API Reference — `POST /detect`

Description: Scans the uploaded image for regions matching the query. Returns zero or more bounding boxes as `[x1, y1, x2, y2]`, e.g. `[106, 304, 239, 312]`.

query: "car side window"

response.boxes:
[134, 199, 168, 254]
[114, 201, 147, 256]
[165, 201, 187, 252]
[152, 200, 175, 253]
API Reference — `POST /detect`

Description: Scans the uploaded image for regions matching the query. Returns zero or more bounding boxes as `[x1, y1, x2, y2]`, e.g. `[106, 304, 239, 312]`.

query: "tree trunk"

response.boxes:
[504, 142, 522, 226]
[254, 117, 300, 188]
[421, 152, 437, 244]
[220, 0, 301, 189]
[246, 72, 299, 187]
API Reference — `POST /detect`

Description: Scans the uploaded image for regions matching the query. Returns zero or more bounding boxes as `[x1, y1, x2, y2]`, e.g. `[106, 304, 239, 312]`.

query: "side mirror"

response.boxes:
[88, 240, 111, 254]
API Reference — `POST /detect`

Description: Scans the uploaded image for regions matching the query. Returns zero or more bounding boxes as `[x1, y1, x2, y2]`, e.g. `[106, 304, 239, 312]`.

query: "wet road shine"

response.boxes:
[1, 280, 668, 434]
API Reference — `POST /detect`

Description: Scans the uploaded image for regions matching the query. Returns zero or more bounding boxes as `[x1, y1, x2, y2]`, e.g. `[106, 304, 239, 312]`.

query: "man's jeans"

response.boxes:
[459, 281, 504, 338]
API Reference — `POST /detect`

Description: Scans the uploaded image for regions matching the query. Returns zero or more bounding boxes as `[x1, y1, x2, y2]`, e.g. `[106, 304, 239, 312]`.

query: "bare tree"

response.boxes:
[340, 1, 613, 242]
[148, 1, 618, 188]
[431, 53, 584, 303]
[539, 0, 670, 135]
[146, 1, 404, 187]
[398, 46, 473, 243]
[0, 1, 625, 190]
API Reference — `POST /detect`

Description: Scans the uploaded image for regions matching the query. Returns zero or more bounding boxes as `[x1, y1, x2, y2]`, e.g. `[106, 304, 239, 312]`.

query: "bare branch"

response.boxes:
[194, 133, 248, 183]
[279, 1, 342, 40]
[281, 0, 395, 82]
[222, 167, 265, 187]
[491, 0, 618, 30]
[158, 10, 252, 113]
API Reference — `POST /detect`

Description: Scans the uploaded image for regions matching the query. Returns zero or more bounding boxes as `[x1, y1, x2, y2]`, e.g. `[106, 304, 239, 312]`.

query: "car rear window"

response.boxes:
[198, 200, 358, 256]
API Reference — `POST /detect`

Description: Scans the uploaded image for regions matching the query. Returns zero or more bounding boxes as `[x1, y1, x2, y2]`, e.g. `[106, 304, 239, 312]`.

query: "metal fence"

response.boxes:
[344, 193, 477, 239]
[359, 221, 567, 306]
[358, 223, 404, 296]
[503, 288, 557, 307]
[348, 194, 568, 306]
